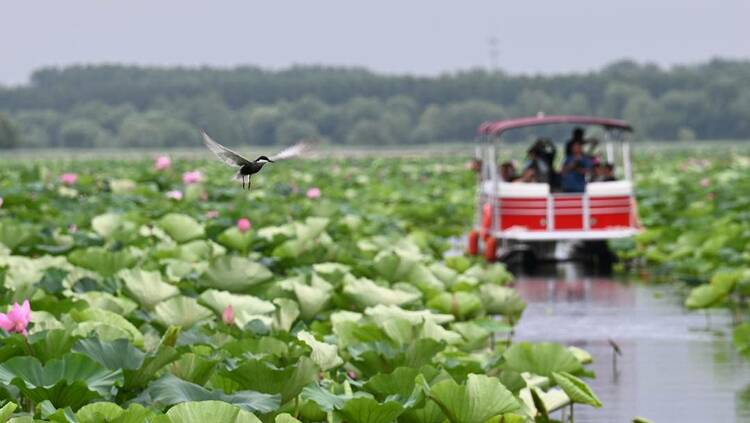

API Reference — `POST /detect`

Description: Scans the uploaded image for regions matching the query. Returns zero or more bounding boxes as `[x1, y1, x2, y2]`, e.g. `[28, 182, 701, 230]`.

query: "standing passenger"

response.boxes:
[561, 139, 592, 192]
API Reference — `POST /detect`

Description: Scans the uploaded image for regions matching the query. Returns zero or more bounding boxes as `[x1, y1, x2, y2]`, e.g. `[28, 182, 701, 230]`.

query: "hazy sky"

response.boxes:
[2, 0, 748, 85]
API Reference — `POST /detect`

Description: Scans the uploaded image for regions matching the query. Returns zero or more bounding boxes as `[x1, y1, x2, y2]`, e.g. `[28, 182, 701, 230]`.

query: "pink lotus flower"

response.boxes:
[166, 190, 183, 200]
[237, 218, 251, 233]
[59, 173, 78, 186]
[154, 155, 171, 171]
[222, 305, 235, 325]
[700, 178, 711, 188]
[306, 187, 321, 199]
[182, 170, 203, 185]
[68, 224, 78, 233]
[0, 300, 31, 336]
[206, 210, 220, 219]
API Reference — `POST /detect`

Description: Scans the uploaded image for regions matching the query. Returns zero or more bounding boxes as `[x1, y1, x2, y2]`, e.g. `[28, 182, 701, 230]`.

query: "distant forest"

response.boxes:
[0, 59, 749, 149]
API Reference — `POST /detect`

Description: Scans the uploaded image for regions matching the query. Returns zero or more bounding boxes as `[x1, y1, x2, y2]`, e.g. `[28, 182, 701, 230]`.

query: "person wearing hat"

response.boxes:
[561, 137, 593, 192]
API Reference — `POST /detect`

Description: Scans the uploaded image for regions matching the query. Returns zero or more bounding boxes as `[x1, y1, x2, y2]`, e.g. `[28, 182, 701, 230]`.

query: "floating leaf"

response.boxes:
[552, 371, 602, 408]
[166, 400, 262, 423]
[200, 256, 273, 292]
[159, 214, 205, 243]
[504, 342, 582, 377]
[154, 296, 213, 328]
[147, 375, 279, 414]
[424, 374, 519, 423]
[297, 330, 343, 371]
[119, 268, 179, 309]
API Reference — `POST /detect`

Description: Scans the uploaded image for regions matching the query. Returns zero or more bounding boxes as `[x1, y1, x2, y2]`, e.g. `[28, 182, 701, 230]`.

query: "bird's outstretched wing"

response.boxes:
[201, 130, 251, 167]
[269, 139, 318, 162]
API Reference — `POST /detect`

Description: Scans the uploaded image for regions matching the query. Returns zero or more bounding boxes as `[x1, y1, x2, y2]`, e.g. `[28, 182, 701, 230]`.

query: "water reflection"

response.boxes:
[513, 263, 750, 422]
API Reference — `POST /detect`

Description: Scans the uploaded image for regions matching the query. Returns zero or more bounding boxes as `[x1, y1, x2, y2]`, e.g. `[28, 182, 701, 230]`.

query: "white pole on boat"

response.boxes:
[623, 137, 632, 181]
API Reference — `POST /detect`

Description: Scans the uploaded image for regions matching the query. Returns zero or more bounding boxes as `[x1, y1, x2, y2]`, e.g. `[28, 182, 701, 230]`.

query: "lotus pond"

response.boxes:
[0, 146, 748, 422]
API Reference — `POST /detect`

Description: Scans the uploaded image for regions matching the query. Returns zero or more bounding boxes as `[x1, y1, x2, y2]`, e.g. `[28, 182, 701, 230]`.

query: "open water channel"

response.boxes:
[514, 264, 750, 422]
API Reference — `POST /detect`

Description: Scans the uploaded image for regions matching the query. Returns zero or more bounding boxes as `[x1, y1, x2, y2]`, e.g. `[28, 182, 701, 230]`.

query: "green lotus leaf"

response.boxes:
[463, 263, 513, 285]
[72, 338, 145, 371]
[291, 276, 332, 320]
[147, 374, 279, 414]
[154, 296, 214, 328]
[363, 366, 435, 407]
[426, 292, 483, 320]
[373, 249, 422, 282]
[294, 217, 330, 242]
[709, 269, 742, 295]
[297, 330, 343, 371]
[336, 397, 405, 423]
[91, 213, 138, 242]
[424, 374, 519, 423]
[478, 285, 526, 321]
[364, 304, 454, 325]
[343, 275, 421, 308]
[552, 371, 602, 408]
[158, 213, 205, 243]
[217, 227, 254, 253]
[200, 256, 273, 292]
[503, 342, 582, 377]
[199, 289, 275, 317]
[300, 383, 348, 412]
[75, 402, 124, 422]
[450, 321, 490, 350]
[0, 221, 36, 251]
[221, 357, 317, 404]
[68, 247, 138, 277]
[169, 352, 218, 385]
[274, 413, 302, 423]
[166, 401, 261, 423]
[733, 322, 750, 359]
[75, 291, 138, 316]
[71, 308, 144, 347]
[0, 353, 123, 410]
[119, 268, 179, 309]
[312, 262, 351, 284]
[37, 399, 76, 422]
[28, 311, 64, 335]
[273, 298, 300, 332]
[0, 402, 17, 421]
[122, 326, 183, 390]
[685, 284, 726, 309]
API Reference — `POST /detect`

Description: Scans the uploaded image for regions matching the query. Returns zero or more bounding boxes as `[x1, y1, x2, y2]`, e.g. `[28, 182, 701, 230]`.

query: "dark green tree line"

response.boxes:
[1, 59, 749, 148]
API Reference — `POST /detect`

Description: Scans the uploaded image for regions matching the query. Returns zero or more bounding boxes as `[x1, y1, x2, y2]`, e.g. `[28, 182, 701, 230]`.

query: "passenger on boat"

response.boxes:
[500, 161, 518, 182]
[561, 138, 593, 192]
[517, 139, 554, 184]
[590, 157, 604, 182]
[564, 127, 586, 157]
[602, 162, 616, 181]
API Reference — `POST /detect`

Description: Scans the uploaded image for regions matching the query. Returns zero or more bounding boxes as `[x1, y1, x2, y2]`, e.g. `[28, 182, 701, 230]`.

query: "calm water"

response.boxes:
[514, 264, 750, 422]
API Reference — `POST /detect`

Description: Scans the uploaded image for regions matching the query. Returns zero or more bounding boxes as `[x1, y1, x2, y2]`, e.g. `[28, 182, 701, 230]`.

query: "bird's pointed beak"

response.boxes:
[269, 159, 275, 163]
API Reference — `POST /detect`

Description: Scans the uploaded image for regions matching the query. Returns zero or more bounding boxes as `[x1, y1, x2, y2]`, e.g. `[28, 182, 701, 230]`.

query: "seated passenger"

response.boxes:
[500, 161, 518, 182]
[590, 157, 604, 182]
[602, 162, 616, 181]
[517, 142, 551, 183]
[561, 139, 593, 192]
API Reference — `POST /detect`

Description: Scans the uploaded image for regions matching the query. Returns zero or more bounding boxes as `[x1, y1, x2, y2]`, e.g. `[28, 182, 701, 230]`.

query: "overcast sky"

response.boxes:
[2, 0, 748, 85]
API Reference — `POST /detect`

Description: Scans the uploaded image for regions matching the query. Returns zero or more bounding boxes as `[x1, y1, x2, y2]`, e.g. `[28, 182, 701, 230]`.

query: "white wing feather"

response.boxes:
[270, 139, 316, 162]
[201, 130, 251, 167]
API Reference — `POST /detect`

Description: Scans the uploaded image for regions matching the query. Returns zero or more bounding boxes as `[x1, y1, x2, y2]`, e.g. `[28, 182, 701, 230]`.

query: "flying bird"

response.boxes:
[201, 130, 314, 189]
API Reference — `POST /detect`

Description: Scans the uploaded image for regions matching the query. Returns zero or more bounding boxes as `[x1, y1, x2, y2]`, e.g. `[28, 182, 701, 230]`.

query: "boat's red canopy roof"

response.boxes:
[477, 115, 633, 137]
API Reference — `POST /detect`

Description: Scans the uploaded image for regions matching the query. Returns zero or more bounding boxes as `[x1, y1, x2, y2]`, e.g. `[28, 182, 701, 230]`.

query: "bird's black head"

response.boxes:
[255, 155, 275, 163]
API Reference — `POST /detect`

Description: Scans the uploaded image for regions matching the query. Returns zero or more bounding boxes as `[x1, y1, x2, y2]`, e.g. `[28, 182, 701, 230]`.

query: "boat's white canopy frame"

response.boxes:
[473, 117, 637, 242]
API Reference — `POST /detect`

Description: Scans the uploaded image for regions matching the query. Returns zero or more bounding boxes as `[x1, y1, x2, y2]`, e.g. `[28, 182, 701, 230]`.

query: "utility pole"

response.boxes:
[488, 36, 500, 71]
